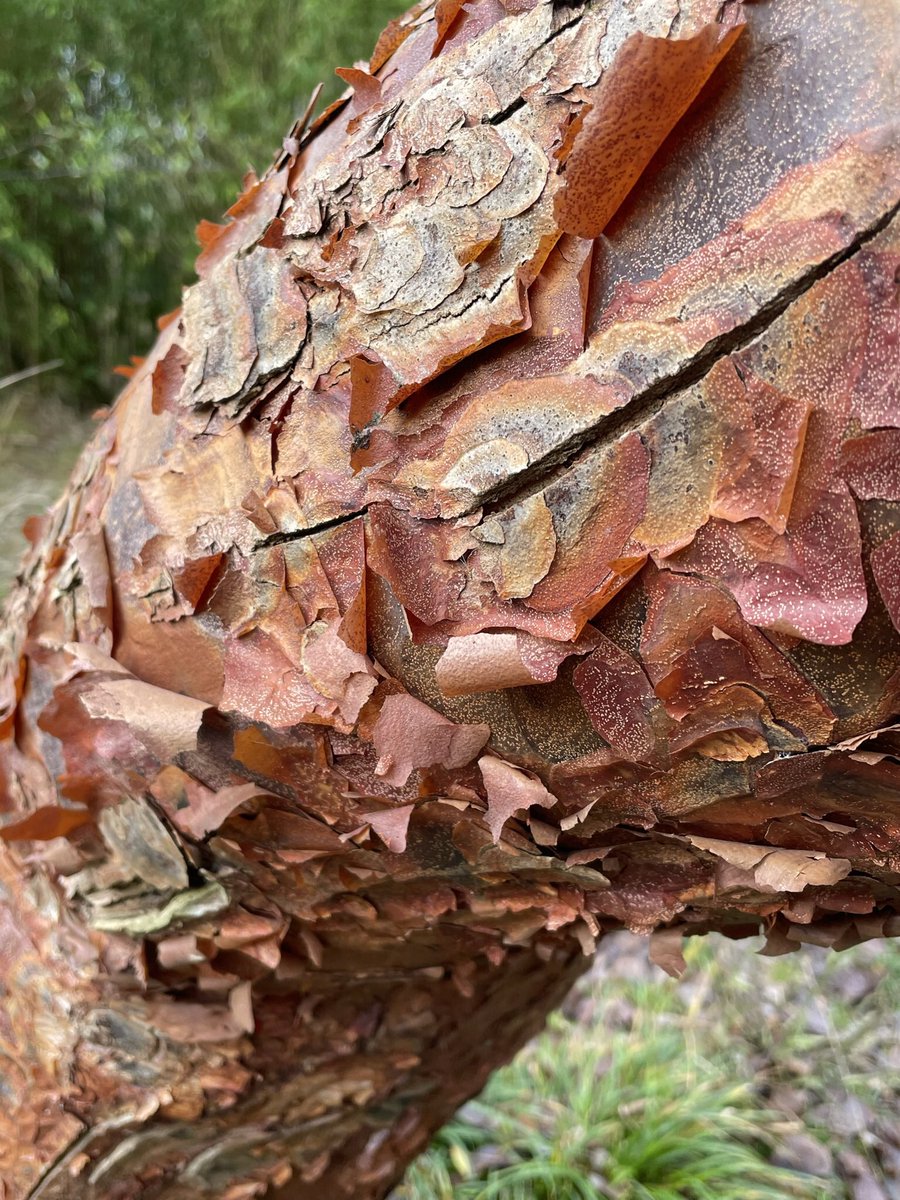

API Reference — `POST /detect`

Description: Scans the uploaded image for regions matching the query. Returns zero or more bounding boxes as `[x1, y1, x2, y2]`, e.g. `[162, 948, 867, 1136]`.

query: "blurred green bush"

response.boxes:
[0, 0, 400, 404]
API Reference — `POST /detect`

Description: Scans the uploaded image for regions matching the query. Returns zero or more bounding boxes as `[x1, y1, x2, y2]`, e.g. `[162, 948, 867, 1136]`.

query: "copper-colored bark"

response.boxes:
[2, 0, 899, 1196]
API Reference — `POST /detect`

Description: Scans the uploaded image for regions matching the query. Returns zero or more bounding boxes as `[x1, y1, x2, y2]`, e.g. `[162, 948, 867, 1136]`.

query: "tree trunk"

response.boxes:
[2, 0, 899, 1196]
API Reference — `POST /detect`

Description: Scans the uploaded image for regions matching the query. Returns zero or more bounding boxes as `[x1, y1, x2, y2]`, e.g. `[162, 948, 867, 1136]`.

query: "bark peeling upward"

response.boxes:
[1, 0, 899, 1197]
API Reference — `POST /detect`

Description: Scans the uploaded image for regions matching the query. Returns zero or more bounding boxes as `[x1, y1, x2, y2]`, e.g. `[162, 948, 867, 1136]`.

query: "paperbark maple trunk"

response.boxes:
[2, 0, 899, 1197]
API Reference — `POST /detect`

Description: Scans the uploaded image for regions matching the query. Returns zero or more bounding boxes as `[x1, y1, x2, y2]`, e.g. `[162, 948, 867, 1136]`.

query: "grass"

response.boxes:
[393, 933, 900, 1199]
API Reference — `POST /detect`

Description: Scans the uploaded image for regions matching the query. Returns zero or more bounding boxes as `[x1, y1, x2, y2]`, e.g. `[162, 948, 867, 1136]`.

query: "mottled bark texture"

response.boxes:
[2, 0, 899, 1195]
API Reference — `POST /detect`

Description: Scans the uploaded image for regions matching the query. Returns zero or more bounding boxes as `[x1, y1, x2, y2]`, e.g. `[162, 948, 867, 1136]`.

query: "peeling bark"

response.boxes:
[1, 0, 899, 1197]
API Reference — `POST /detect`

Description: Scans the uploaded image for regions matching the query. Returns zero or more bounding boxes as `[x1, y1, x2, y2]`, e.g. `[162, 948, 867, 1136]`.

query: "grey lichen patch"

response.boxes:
[98, 797, 189, 893]
[63, 797, 228, 937]
[88, 879, 229, 937]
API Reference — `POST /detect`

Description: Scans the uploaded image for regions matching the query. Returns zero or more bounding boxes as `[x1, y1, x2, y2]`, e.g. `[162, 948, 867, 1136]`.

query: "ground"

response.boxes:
[391, 932, 900, 1200]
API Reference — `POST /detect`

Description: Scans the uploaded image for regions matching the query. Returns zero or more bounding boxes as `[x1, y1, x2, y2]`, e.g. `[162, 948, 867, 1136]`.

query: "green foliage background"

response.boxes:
[0, 0, 400, 403]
